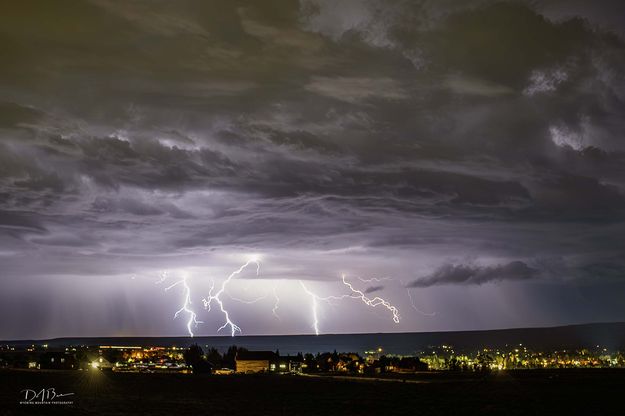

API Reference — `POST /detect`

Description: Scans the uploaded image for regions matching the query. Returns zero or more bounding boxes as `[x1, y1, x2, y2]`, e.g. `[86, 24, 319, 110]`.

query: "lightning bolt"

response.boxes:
[202, 257, 260, 336]
[300, 274, 402, 335]
[341, 274, 400, 323]
[225, 292, 267, 304]
[299, 281, 356, 335]
[300, 281, 321, 335]
[158, 257, 402, 338]
[356, 276, 393, 283]
[406, 287, 436, 317]
[271, 287, 281, 321]
[165, 276, 202, 337]
[155, 271, 168, 284]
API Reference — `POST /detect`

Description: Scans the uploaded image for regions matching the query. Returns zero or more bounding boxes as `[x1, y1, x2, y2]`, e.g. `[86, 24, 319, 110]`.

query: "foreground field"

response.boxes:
[1, 369, 624, 416]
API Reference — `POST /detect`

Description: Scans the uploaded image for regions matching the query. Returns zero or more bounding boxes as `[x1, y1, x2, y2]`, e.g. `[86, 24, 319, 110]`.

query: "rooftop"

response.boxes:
[236, 351, 278, 361]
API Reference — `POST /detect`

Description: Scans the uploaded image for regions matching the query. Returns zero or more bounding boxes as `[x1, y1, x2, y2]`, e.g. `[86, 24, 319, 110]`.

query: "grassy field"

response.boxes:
[1, 368, 624, 416]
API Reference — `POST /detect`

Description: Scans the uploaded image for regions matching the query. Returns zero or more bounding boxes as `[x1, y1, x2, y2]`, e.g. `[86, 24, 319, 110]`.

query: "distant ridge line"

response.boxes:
[4, 321, 625, 342]
[3, 322, 625, 354]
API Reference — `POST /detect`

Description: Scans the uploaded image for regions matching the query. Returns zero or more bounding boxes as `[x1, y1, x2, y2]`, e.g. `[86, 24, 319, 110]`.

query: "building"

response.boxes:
[87, 354, 113, 370]
[235, 351, 278, 373]
[235, 351, 305, 374]
[39, 351, 77, 370]
[283, 355, 304, 373]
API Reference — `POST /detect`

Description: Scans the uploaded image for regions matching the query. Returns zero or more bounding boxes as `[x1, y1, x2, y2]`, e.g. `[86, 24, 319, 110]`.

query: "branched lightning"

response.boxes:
[157, 257, 404, 337]
[155, 271, 168, 284]
[202, 258, 260, 336]
[164, 276, 202, 337]
[341, 274, 400, 323]
[300, 275, 402, 335]
[299, 281, 357, 335]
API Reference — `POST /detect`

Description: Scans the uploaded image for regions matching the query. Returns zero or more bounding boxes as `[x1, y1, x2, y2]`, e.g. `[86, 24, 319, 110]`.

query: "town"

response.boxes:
[2, 343, 623, 375]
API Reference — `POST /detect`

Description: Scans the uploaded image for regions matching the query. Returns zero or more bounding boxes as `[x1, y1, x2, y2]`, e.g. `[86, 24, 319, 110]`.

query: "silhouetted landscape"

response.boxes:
[3, 323, 625, 415]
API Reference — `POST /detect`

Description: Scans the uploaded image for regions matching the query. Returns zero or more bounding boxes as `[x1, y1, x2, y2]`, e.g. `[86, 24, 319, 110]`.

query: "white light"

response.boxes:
[271, 287, 280, 321]
[340, 274, 400, 323]
[300, 274, 402, 335]
[202, 258, 261, 336]
[165, 276, 203, 337]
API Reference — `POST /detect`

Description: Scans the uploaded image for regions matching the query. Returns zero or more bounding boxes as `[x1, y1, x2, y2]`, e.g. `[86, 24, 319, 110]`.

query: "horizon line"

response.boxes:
[3, 320, 625, 343]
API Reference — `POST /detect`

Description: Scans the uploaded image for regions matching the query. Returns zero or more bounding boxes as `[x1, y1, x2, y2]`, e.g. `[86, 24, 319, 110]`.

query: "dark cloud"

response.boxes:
[0, 211, 47, 234]
[0, 102, 42, 127]
[424, 3, 591, 87]
[364, 285, 384, 294]
[409, 261, 541, 288]
[578, 260, 625, 281]
[0, 1, 622, 246]
[1, 0, 625, 338]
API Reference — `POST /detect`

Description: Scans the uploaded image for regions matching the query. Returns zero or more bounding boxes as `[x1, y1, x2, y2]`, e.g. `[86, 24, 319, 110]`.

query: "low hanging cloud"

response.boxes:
[364, 285, 385, 294]
[408, 261, 540, 288]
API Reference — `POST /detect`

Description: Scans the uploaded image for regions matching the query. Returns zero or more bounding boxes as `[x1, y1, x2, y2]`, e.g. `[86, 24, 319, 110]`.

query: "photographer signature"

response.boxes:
[20, 387, 74, 404]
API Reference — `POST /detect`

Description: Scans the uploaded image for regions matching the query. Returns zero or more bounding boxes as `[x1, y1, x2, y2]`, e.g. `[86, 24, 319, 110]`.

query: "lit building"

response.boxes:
[235, 351, 278, 373]
[235, 351, 303, 374]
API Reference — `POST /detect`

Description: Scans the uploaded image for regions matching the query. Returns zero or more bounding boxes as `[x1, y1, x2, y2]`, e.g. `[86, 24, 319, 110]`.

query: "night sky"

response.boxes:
[1, 0, 625, 339]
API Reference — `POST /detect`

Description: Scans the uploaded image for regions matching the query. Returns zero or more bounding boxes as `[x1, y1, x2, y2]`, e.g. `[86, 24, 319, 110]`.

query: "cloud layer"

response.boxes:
[1, 0, 625, 338]
[409, 261, 540, 287]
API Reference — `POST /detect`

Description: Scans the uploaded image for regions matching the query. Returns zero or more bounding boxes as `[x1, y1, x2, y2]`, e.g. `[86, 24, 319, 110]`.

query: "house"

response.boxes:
[279, 354, 304, 373]
[236, 351, 306, 374]
[39, 351, 77, 370]
[86, 354, 113, 370]
[235, 351, 277, 373]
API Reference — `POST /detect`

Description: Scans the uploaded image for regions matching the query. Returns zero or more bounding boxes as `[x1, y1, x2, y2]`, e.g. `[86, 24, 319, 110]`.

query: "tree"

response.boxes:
[75, 351, 90, 369]
[101, 349, 123, 365]
[184, 344, 212, 374]
[446, 356, 460, 371]
[317, 352, 334, 372]
[223, 345, 247, 370]
[184, 344, 204, 366]
[379, 355, 390, 372]
[398, 356, 428, 371]
[205, 347, 223, 368]
[476, 353, 493, 373]
[304, 353, 316, 373]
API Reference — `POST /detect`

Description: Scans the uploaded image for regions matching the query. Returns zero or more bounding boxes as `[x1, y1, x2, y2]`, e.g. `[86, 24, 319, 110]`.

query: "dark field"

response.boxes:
[1, 369, 624, 416]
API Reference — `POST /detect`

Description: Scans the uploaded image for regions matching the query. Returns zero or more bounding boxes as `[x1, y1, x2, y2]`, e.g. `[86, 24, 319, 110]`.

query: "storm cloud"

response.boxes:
[364, 285, 385, 294]
[1, 0, 625, 338]
[408, 261, 540, 288]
